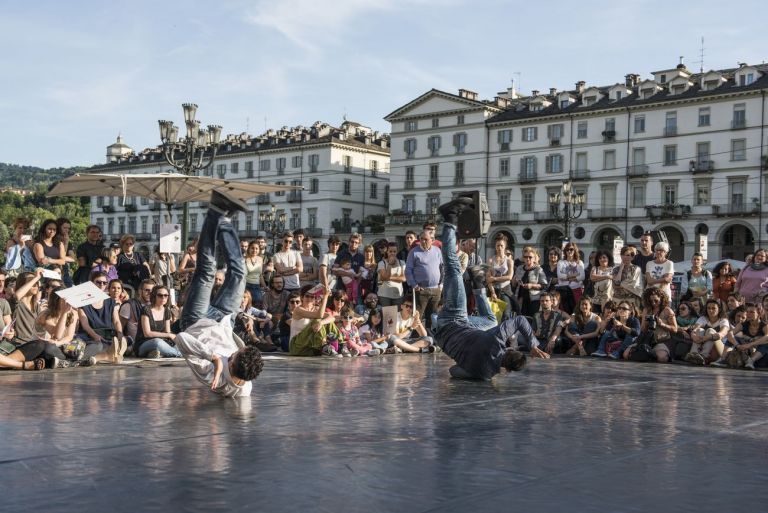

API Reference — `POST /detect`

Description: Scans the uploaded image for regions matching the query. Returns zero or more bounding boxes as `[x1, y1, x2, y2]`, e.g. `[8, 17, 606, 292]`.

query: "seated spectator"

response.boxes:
[325, 289, 349, 324]
[685, 298, 729, 366]
[289, 285, 342, 356]
[355, 292, 379, 322]
[532, 292, 566, 355]
[385, 299, 434, 353]
[0, 289, 46, 370]
[116, 235, 151, 291]
[77, 272, 123, 347]
[690, 297, 706, 318]
[592, 300, 640, 358]
[262, 275, 289, 323]
[714, 302, 764, 368]
[338, 305, 376, 356]
[13, 271, 47, 347]
[119, 278, 156, 346]
[134, 285, 181, 359]
[276, 292, 300, 352]
[627, 287, 677, 363]
[92, 247, 119, 282]
[359, 308, 388, 353]
[32, 218, 74, 270]
[108, 279, 128, 303]
[671, 301, 698, 360]
[564, 297, 601, 356]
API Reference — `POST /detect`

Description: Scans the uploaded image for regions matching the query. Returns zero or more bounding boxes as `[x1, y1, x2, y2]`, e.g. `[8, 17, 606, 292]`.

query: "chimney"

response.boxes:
[495, 96, 510, 108]
[625, 73, 639, 88]
[531, 89, 539, 97]
[575, 81, 586, 94]
[459, 88, 478, 100]
[549, 87, 557, 96]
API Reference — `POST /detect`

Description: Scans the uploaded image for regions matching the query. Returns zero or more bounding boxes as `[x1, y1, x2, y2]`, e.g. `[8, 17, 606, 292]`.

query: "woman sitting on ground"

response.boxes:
[592, 300, 640, 359]
[134, 285, 181, 359]
[359, 308, 389, 354]
[289, 285, 342, 356]
[92, 247, 119, 282]
[627, 287, 677, 363]
[0, 293, 45, 371]
[714, 302, 765, 369]
[685, 298, 729, 366]
[386, 299, 435, 353]
[564, 296, 601, 356]
[77, 272, 124, 349]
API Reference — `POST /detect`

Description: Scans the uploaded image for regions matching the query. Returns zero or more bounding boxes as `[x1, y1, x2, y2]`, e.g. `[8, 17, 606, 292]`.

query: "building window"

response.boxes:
[343, 179, 351, 196]
[498, 129, 512, 151]
[547, 124, 564, 141]
[497, 190, 510, 215]
[454, 161, 465, 186]
[698, 107, 710, 127]
[522, 190, 534, 213]
[231, 162, 239, 174]
[308, 209, 317, 229]
[664, 111, 677, 136]
[310, 178, 319, 194]
[275, 181, 285, 196]
[97, 196, 104, 207]
[632, 147, 646, 166]
[231, 213, 240, 231]
[432, 118, 439, 128]
[128, 217, 136, 234]
[259, 159, 270, 171]
[663, 145, 677, 165]
[731, 139, 747, 161]
[577, 121, 587, 139]
[426, 194, 440, 214]
[427, 135, 441, 157]
[405, 166, 415, 189]
[521, 156, 537, 177]
[733, 103, 746, 128]
[695, 182, 710, 206]
[603, 150, 616, 171]
[118, 217, 125, 234]
[663, 183, 677, 205]
[245, 213, 253, 232]
[308, 154, 319, 172]
[343, 155, 352, 173]
[604, 118, 616, 132]
[429, 164, 439, 188]
[216, 164, 226, 178]
[404, 138, 417, 159]
[499, 158, 510, 177]
[276, 158, 286, 175]
[739, 73, 755, 86]
[292, 156, 303, 168]
[453, 133, 467, 154]
[245, 161, 254, 178]
[370, 183, 378, 199]
[402, 195, 415, 213]
[370, 159, 378, 176]
[289, 210, 300, 231]
[457, 114, 465, 125]
[140, 216, 148, 233]
[522, 127, 538, 142]
[696, 142, 711, 164]
[630, 183, 645, 208]
[141, 197, 149, 206]
[601, 184, 617, 209]
[546, 154, 563, 174]
[634, 116, 645, 133]
[405, 120, 417, 132]
[575, 152, 588, 172]
[730, 180, 745, 207]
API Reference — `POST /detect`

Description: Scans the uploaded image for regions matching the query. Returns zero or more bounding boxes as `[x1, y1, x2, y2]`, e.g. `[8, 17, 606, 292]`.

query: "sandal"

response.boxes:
[23, 358, 45, 371]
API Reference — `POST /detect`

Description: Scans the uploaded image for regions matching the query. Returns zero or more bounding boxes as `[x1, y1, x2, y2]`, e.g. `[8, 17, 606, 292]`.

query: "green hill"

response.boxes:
[0, 163, 85, 190]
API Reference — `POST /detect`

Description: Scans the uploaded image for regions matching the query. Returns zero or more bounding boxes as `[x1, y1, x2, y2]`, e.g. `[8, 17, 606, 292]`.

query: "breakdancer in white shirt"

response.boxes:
[175, 191, 263, 397]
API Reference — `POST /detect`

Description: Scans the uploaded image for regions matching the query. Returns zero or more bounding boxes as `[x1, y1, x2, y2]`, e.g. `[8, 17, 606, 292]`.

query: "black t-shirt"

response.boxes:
[77, 241, 104, 267]
[633, 252, 654, 278]
[138, 305, 171, 343]
[436, 324, 505, 380]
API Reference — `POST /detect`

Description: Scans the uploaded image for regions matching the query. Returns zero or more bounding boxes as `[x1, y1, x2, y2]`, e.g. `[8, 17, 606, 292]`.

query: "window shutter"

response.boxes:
[497, 131, 503, 143]
[533, 127, 538, 140]
[547, 125, 552, 139]
[453, 134, 459, 147]
[545, 156, 551, 173]
[533, 157, 538, 173]
[519, 158, 525, 172]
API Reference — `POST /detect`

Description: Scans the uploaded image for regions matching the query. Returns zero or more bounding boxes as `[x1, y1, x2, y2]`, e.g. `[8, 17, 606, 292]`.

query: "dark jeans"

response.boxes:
[415, 287, 441, 330]
[181, 210, 245, 330]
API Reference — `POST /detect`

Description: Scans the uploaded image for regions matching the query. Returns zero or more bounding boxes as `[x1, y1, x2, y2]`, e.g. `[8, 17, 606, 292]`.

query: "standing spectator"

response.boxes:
[589, 250, 615, 314]
[56, 217, 76, 287]
[511, 246, 548, 317]
[487, 233, 518, 320]
[406, 231, 443, 331]
[377, 242, 405, 307]
[151, 248, 177, 290]
[542, 246, 561, 292]
[334, 233, 364, 295]
[680, 253, 712, 302]
[256, 235, 271, 263]
[32, 219, 72, 269]
[645, 242, 674, 300]
[240, 239, 249, 256]
[244, 240, 265, 304]
[632, 232, 655, 286]
[292, 228, 306, 252]
[178, 240, 197, 291]
[611, 246, 643, 312]
[116, 235, 151, 291]
[320, 235, 341, 292]
[735, 248, 768, 303]
[298, 237, 319, 288]
[0, 269, 7, 300]
[557, 242, 585, 314]
[271, 231, 303, 293]
[712, 261, 737, 303]
[4, 218, 31, 278]
[75, 224, 104, 284]
[397, 231, 417, 262]
[360, 244, 378, 299]
[461, 238, 479, 314]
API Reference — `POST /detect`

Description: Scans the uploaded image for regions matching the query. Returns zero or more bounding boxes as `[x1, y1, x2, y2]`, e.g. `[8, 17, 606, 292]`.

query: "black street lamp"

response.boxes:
[158, 103, 222, 245]
[259, 204, 287, 254]
[548, 179, 585, 242]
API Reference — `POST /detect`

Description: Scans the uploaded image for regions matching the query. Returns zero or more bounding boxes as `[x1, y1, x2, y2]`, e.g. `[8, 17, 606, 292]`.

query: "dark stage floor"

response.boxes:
[2, 355, 767, 513]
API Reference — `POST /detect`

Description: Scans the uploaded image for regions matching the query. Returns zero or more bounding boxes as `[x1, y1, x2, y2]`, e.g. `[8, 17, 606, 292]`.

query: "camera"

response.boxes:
[645, 315, 657, 330]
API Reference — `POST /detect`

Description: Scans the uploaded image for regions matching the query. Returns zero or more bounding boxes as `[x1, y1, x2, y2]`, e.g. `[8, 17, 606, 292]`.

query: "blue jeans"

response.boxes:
[181, 210, 245, 330]
[137, 338, 182, 357]
[245, 283, 263, 305]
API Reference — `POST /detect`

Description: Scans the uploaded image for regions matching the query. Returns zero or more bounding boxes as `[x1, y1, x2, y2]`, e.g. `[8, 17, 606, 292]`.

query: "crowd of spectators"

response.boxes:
[2, 215, 767, 371]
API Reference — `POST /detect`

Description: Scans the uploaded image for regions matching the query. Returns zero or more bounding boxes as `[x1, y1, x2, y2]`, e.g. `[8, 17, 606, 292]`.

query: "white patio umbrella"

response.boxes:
[46, 172, 300, 205]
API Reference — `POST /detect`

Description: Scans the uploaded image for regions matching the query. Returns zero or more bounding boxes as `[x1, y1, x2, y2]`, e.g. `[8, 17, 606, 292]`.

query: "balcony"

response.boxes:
[689, 160, 715, 174]
[134, 232, 153, 241]
[663, 126, 677, 137]
[287, 191, 302, 203]
[534, 210, 559, 222]
[491, 211, 520, 223]
[385, 212, 440, 225]
[331, 220, 353, 233]
[731, 118, 746, 129]
[549, 138, 561, 147]
[239, 230, 262, 239]
[102, 205, 115, 214]
[646, 204, 691, 221]
[713, 203, 759, 216]
[305, 227, 324, 238]
[428, 179, 439, 188]
[404, 180, 415, 190]
[627, 164, 649, 177]
[518, 171, 538, 184]
[601, 130, 616, 142]
[588, 208, 626, 220]
[124, 204, 138, 213]
[257, 194, 270, 204]
[569, 169, 590, 181]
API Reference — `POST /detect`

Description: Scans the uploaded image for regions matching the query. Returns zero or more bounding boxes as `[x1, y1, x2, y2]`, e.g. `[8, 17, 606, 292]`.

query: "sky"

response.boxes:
[1, 0, 766, 169]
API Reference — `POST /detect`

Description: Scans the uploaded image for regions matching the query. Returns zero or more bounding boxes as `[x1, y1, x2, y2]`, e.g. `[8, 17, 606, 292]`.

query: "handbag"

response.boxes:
[61, 340, 86, 360]
[0, 340, 17, 356]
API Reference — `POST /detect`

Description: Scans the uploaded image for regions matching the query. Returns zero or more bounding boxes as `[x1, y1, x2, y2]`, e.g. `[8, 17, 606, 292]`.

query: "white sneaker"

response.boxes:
[745, 359, 755, 370]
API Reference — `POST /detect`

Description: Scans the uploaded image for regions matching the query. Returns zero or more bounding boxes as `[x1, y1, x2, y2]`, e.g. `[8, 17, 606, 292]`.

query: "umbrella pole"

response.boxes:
[163, 203, 176, 302]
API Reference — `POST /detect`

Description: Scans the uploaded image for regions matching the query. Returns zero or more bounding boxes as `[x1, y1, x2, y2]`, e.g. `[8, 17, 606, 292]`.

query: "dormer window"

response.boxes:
[615, 91, 622, 101]
[560, 100, 570, 109]
[740, 73, 755, 86]
[671, 85, 685, 95]
[583, 96, 596, 106]
[659, 74, 667, 84]
[530, 104, 543, 112]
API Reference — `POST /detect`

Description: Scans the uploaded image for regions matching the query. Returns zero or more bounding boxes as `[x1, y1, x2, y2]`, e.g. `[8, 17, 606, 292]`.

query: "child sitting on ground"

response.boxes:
[338, 305, 377, 356]
[359, 308, 388, 354]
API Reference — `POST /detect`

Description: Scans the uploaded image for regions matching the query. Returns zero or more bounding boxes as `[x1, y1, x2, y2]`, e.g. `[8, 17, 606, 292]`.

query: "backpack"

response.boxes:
[629, 331, 655, 362]
[681, 269, 711, 301]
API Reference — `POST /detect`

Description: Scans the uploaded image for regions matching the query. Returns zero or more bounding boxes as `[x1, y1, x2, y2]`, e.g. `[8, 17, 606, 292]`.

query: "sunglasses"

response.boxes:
[289, 300, 301, 304]
[617, 306, 630, 311]
[156, 293, 169, 298]
[402, 304, 412, 308]
[343, 316, 355, 320]
[94, 280, 108, 285]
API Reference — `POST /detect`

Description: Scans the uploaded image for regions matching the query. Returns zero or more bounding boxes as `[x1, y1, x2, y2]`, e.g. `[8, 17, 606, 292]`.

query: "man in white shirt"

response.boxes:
[175, 191, 263, 397]
[271, 231, 303, 293]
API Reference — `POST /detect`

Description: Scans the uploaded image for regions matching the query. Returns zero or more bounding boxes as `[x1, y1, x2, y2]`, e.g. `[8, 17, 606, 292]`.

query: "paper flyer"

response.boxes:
[55, 281, 110, 308]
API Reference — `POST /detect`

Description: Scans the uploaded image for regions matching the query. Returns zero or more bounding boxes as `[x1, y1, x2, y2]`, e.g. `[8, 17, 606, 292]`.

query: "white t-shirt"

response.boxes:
[377, 259, 405, 299]
[272, 249, 302, 290]
[646, 259, 674, 299]
[320, 253, 338, 290]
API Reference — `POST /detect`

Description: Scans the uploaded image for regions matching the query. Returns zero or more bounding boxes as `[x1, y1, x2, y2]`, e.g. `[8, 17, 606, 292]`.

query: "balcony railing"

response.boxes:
[627, 164, 649, 177]
[731, 118, 746, 129]
[102, 206, 115, 213]
[713, 203, 759, 216]
[588, 208, 627, 220]
[134, 232, 153, 241]
[601, 130, 616, 142]
[646, 204, 691, 220]
[305, 227, 324, 238]
[491, 211, 520, 223]
[570, 169, 590, 181]
[518, 171, 538, 184]
[663, 126, 677, 137]
[534, 210, 559, 222]
[404, 180, 415, 190]
[287, 191, 302, 203]
[257, 194, 270, 204]
[428, 179, 439, 188]
[689, 160, 715, 173]
[385, 213, 441, 225]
